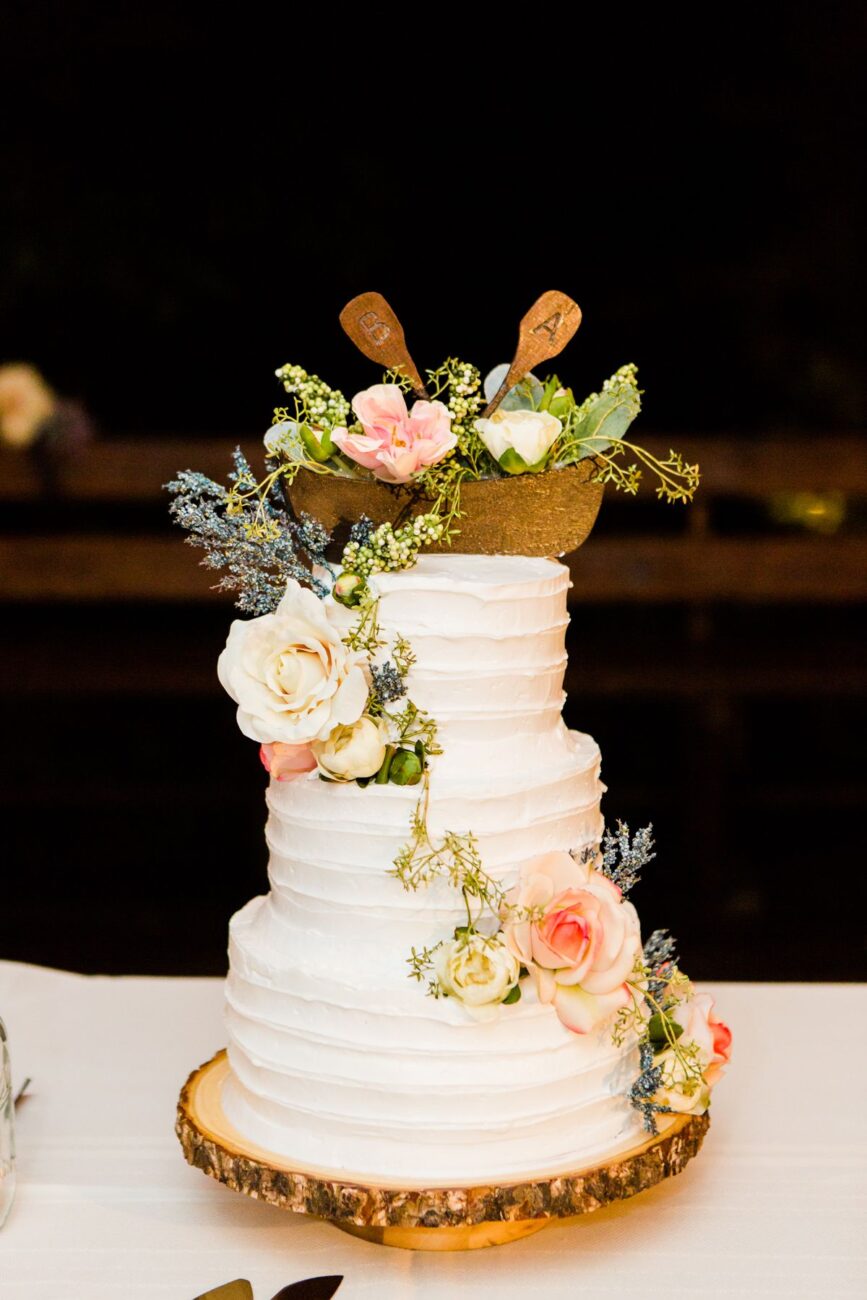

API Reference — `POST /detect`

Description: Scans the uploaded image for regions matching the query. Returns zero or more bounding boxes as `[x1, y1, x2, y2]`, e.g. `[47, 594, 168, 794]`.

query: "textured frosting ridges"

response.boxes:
[222, 555, 645, 1182]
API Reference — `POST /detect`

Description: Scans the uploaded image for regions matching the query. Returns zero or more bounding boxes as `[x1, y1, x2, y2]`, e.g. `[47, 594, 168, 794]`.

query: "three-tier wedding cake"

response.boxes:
[172, 291, 729, 1219]
[222, 555, 646, 1181]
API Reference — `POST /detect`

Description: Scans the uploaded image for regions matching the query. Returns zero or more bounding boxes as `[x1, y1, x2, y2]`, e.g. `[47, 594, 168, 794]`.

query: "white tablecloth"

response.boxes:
[0, 962, 864, 1299]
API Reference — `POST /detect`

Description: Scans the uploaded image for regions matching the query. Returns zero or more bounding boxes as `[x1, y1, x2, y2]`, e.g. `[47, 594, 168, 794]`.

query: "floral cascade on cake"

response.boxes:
[168, 291, 729, 1183]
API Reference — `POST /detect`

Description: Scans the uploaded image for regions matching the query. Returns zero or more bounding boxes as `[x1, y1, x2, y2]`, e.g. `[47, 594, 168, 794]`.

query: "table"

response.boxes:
[0, 962, 864, 1299]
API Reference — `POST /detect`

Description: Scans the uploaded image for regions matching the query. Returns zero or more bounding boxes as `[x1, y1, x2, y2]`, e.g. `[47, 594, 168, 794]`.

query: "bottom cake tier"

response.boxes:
[222, 894, 646, 1183]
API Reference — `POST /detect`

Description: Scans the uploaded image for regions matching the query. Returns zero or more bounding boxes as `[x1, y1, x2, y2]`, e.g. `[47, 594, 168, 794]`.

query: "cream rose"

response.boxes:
[311, 716, 387, 781]
[474, 408, 562, 473]
[434, 934, 520, 1019]
[217, 579, 368, 744]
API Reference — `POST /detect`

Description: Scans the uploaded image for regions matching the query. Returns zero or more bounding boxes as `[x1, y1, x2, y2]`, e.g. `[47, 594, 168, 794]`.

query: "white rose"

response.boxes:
[217, 579, 368, 744]
[312, 716, 387, 781]
[474, 409, 562, 473]
[434, 934, 520, 1019]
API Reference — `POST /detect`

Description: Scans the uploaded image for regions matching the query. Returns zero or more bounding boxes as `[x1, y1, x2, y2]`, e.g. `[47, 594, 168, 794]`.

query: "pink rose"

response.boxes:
[259, 742, 316, 782]
[503, 851, 641, 1034]
[332, 383, 456, 484]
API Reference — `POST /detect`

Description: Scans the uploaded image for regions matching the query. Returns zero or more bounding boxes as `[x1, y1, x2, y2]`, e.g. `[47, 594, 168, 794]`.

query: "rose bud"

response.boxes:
[388, 748, 423, 786]
[332, 571, 366, 608]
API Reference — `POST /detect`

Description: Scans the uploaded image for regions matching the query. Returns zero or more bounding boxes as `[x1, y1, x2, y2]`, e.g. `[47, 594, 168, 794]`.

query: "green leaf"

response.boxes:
[498, 448, 531, 475]
[648, 1012, 683, 1046]
[548, 388, 574, 420]
[502, 984, 522, 1005]
[375, 746, 396, 784]
[299, 422, 334, 464]
[497, 447, 550, 476]
[539, 375, 560, 412]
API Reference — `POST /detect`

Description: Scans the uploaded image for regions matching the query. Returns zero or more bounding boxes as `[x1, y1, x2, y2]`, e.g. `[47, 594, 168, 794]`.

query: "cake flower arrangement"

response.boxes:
[167, 291, 727, 1136]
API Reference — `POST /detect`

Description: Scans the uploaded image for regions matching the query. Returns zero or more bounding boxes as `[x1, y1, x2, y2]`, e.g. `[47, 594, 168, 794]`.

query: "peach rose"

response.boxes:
[259, 742, 316, 782]
[332, 383, 456, 483]
[502, 850, 641, 1034]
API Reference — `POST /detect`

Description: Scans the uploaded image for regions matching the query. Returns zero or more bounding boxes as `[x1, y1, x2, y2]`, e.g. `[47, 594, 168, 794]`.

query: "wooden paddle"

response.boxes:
[194, 1281, 253, 1300]
[482, 290, 582, 417]
[339, 292, 428, 397]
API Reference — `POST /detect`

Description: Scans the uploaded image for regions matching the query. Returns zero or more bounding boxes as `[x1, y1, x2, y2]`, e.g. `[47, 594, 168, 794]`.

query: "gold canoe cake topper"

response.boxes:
[339, 292, 428, 398]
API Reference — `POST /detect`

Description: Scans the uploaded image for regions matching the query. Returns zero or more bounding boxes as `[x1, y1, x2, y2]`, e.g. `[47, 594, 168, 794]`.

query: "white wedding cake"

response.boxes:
[221, 555, 646, 1182]
[170, 301, 728, 1204]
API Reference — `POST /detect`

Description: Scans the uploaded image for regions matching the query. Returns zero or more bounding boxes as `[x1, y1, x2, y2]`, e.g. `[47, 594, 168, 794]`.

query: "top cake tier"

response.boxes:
[328, 554, 573, 778]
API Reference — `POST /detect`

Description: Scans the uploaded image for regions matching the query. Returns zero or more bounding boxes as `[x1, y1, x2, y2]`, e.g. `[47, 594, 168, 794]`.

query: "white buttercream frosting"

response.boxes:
[222, 554, 646, 1182]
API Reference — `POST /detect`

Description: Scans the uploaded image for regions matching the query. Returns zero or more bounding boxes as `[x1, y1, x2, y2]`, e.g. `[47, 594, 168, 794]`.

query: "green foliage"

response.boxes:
[554, 364, 700, 503]
[341, 589, 384, 656]
[390, 774, 503, 913]
[407, 943, 444, 998]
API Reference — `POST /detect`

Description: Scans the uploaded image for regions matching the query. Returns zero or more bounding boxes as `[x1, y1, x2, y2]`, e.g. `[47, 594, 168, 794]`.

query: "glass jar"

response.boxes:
[0, 1017, 15, 1227]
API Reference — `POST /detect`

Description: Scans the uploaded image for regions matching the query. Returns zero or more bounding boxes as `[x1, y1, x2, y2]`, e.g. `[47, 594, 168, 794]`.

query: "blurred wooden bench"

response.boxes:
[1, 435, 865, 603]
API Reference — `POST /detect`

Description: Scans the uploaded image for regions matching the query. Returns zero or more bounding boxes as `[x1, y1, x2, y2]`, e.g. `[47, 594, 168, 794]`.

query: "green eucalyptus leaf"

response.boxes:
[502, 984, 522, 1005]
[264, 420, 307, 462]
[569, 373, 642, 458]
[483, 364, 544, 411]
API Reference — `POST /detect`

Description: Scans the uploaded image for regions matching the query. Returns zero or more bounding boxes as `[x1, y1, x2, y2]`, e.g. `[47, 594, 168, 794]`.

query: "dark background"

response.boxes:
[1, 6, 865, 980]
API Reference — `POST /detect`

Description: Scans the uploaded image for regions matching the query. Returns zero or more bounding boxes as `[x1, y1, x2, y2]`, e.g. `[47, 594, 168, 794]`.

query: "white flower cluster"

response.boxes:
[443, 359, 483, 449]
[342, 513, 444, 578]
[587, 362, 640, 407]
[274, 363, 351, 427]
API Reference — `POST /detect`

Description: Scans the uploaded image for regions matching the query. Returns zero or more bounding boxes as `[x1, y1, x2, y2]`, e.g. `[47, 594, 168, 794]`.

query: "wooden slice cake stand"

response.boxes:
[176, 1051, 710, 1251]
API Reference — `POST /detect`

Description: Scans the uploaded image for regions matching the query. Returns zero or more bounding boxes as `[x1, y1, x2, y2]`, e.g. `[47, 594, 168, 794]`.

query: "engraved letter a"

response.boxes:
[532, 311, 562, 342]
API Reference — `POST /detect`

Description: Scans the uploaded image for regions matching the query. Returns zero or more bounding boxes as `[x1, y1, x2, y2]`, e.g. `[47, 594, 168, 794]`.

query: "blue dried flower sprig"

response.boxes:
[642, 928, 678, 1003]
[166, 448, 332, 614]
[370, 662, 406, 708]
[599, 821, 656, 895]
[629, 1039, 674, 1134]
